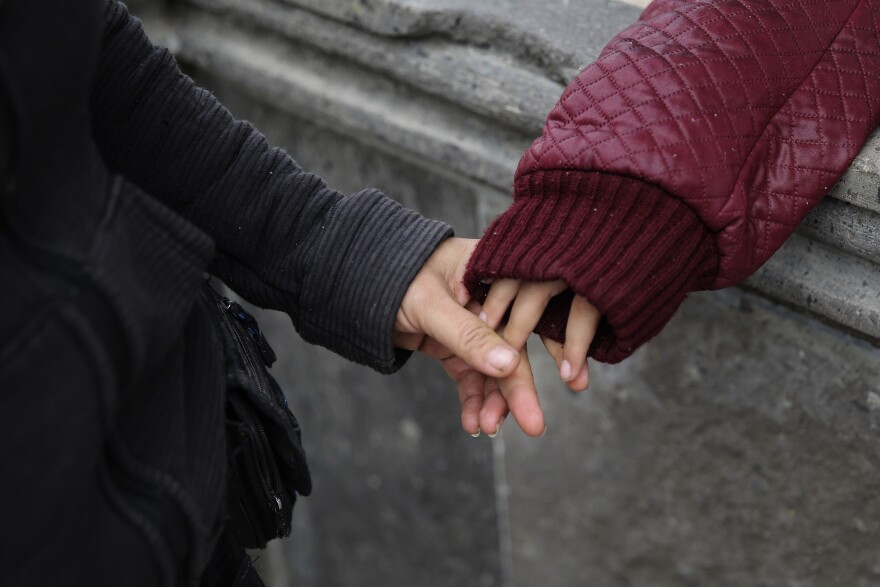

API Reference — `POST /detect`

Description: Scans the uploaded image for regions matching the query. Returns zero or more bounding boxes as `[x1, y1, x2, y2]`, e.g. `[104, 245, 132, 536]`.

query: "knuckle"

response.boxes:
[460, 393, 482, 409]
[457, 320, 492, 351]
[504, 383, 536, 402]
[453, 368, 479, 386]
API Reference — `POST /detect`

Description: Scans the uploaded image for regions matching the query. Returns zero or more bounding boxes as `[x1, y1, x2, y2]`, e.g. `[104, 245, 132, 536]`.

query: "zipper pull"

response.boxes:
[223, 297, 278, 367]
[252, 332, 277, 368]
[272, 493, 290, 537]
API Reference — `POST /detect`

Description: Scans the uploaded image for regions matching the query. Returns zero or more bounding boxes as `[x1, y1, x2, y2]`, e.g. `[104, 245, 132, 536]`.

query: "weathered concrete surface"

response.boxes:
[800, 197, 880, 266]
[744, 233, 880, 340]
[504, 289, 880, 587]
[185, 0, 565, 131]
[279, 0, 641, 81]
[828, 129, 880, 215]
[166, 11, 530, 187]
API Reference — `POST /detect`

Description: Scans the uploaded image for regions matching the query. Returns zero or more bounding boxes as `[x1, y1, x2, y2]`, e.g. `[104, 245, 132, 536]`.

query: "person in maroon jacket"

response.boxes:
[460, 0, 880, 438]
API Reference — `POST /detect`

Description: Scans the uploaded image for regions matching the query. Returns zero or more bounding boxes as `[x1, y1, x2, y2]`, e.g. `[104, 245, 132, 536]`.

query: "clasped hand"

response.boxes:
[393, 238, 601, 438]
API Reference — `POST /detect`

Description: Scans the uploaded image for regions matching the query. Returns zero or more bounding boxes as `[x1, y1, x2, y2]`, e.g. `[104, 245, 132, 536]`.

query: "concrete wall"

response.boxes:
[133, 1, 880, 585]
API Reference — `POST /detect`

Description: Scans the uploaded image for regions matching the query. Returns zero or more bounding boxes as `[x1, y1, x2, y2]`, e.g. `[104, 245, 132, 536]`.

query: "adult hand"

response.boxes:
[393, 238, 546, 436]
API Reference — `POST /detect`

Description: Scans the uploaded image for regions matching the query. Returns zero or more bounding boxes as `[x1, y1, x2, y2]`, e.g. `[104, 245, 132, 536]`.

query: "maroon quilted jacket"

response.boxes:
[465, 0, 880, 363]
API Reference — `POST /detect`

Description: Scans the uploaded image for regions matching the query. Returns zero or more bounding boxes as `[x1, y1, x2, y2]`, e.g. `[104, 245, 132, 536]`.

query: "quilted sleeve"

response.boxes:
[466, 0, 880, 363]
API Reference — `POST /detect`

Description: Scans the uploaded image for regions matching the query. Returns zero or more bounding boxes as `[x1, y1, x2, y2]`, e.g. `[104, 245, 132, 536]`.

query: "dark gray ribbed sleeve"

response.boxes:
[91, 0, 452, 372]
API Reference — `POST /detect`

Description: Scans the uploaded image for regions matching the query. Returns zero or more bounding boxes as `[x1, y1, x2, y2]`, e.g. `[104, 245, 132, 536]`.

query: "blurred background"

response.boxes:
[130, 0, 880, 585]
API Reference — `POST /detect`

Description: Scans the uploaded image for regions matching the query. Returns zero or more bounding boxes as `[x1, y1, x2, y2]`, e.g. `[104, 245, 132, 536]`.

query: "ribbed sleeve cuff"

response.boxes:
[464, 170, 718, 363]
[296, 190, 453, 374]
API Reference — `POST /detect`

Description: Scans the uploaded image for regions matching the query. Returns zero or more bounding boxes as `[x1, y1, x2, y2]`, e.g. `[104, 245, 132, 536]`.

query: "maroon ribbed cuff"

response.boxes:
[464, 170, 718, 363]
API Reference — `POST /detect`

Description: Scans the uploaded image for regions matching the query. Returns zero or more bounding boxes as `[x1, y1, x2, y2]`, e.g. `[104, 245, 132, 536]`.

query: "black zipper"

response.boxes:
[212, 292, 286, 529]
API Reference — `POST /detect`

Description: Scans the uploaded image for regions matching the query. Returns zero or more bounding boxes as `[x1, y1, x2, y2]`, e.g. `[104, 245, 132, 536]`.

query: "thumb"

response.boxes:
[418, 294, 521, 378]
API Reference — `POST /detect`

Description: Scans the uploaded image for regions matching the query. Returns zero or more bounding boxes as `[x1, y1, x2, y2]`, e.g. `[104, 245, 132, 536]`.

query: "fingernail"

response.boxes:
[540, 425, 547, 437]
[560, 360, 573, 381]
[488, 347, 516, 371]
[488, 417, 505, 438]
[479, 311, 488, 323]
[470, 429, 481, 438]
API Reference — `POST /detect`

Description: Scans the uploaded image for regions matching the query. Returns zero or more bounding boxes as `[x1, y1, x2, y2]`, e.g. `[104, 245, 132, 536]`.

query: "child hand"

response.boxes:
[475, 279, 601, 437]
[481, 278, 601, 390]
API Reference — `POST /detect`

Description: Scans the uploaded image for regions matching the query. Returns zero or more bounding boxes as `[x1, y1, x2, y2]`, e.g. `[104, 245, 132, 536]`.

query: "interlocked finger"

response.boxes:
[493, 344, 545, 437]
[541, 335, 564, 369]
[479, 377, 509, 437]
[481, 279, 520, 330]
[561, 294, 601, 392]
[503, 281, 568, 349]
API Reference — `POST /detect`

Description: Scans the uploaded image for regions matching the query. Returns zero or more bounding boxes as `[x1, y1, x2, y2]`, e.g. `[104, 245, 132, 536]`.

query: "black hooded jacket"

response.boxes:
[0, 1, 451, 584]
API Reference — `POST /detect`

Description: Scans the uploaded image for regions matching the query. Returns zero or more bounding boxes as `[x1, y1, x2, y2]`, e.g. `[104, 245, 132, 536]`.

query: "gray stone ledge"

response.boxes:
[744, 233, 880, 340]
[187, 0, 565, 132]
[276, 0, 641, 82]
[828, 128, 880, 214]
[800, 195, 880, 267]
[166, 13, 530, 188]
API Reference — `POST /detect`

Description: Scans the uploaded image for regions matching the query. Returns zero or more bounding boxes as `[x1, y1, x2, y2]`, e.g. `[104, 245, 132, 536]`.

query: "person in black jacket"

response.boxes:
[0, 1, 549, 585]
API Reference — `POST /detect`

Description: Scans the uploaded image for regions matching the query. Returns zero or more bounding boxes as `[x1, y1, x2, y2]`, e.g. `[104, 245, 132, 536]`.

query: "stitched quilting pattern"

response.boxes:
[519, 0, 880, 287]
